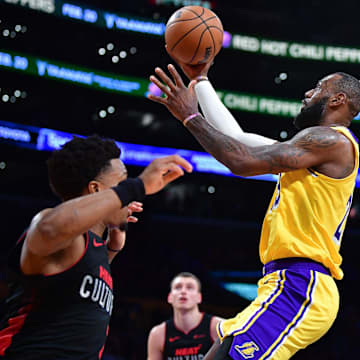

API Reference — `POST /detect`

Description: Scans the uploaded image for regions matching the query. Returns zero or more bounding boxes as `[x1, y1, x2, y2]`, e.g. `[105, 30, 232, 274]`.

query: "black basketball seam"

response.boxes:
[169, 21, 207, 52]
[199, 18, 223, 57]
[169, 16, 218, 53]
[194, 15, 219, 53]
[208, 26, 223, 53]
[195, 16, 220, 59]
[207, 26, 223, 32]
[205, 24, 216, 54]
[183, 6, 205, 18]
[166, 16, 220, 29]
[167, 18, 203, 28]
[166, 7, 205, 27]
[188, 27, 209, 64]
[167, 7, 222, 62]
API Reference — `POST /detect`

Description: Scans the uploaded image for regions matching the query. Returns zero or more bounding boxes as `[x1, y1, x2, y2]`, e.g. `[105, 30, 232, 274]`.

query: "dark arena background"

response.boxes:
[1, 0, 360, 358]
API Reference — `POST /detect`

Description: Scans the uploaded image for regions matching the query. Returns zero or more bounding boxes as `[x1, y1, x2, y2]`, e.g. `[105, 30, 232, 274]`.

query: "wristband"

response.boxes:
[183, 112, 201, 126]
[195, 75, 208, 82]
[112, 178, 145, 207]
[107, 245, 122, 253]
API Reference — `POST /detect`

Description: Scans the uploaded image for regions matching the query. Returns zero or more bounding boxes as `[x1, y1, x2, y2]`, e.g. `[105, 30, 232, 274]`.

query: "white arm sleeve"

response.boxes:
[194, 80, 277, 147]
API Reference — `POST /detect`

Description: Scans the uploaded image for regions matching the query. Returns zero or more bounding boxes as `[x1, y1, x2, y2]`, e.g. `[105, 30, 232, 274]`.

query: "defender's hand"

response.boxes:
[139, 155, 193, 195]
[127, 201, 143, 224]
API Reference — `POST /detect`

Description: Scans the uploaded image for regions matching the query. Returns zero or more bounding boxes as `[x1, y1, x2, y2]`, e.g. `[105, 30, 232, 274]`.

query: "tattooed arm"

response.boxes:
[148, 64, 353, 177]
[185, 116, 347, 176]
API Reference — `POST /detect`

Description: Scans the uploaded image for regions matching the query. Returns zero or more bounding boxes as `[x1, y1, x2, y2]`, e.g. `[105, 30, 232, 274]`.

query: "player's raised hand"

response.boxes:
[139, 154, 193, 194]
[164, 45, 213, 80]
[148, 64, 199, 124]
[177, 60, 213, 81]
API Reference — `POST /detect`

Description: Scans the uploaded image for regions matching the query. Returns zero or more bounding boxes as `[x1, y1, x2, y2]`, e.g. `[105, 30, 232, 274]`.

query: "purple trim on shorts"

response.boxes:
[228, 269, 318, 359]
[262, 271, 317, 359]
[263, 258, 330, 276]
[229, 270, 285, 339]
[218, 321, 224, 338]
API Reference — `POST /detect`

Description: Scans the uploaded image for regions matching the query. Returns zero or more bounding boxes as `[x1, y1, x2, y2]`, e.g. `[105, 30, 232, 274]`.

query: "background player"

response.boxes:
[147, 272, 222, 360]
[148, 63, 360, 359]
[0, 135, 192, 359]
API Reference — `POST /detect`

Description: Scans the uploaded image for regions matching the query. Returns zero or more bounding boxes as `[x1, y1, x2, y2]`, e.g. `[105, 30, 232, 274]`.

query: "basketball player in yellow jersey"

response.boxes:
[148, 65, 360, 360]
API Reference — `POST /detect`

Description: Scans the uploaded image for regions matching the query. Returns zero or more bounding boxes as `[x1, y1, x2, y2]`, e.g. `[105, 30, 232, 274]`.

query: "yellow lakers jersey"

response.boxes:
[260, 126, 359, 279]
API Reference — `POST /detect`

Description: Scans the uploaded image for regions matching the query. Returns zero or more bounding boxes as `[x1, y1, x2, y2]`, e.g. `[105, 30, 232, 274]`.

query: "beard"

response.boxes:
[293, 97, 328, 130]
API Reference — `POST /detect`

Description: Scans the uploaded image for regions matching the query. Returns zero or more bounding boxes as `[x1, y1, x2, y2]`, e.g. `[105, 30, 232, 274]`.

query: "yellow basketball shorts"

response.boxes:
[217, 259, 339, 359]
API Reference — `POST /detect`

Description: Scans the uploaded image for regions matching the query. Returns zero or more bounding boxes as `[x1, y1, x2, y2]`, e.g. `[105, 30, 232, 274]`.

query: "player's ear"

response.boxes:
[197, 292, 202, 304]
[88, 180, 101, 194]
[167, 292, 173, 304]
[329, 93, 346, 107]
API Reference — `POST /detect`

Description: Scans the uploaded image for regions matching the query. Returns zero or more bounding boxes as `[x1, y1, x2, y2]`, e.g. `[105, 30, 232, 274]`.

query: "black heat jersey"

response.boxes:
[0, 231, 113, 360]
[164, 313, 214, 360]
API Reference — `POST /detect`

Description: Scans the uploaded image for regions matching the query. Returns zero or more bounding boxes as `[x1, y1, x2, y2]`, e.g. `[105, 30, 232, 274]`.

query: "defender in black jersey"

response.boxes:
[147, 272, 222, 360]
[0, 135, 192, 359]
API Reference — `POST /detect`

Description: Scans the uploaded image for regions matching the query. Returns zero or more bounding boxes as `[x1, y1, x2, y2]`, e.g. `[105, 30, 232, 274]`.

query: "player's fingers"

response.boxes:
[162, 164, 185, 184]
[188, 80, 197, 93]
[147, 93, 168, 106]
[167, 64, 186, 88]
[127, 216, 138, 223]
[129, 201, 143, 207]
[149, 74, 172, 97]
[128, 202, 143, 211]
[154, 67, 177, 92]
[163, 154, 193, 173]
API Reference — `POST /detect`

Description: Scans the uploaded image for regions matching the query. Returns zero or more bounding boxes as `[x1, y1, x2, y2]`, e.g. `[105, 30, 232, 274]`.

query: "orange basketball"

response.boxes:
[165, 6, 224, 65]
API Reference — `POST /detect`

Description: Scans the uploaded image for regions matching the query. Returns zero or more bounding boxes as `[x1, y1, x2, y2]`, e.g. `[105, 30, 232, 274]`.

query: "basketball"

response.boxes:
[165, 6, 224, 65]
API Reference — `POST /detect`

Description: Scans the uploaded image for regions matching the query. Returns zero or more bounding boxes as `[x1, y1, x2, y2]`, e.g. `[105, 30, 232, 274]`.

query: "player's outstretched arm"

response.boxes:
[148, 65, 350, 177]
[184, 120, 348, 176]
[175, 61, 277, 146]
[25, 155, 192, 257]
[194, 80, 277, 146]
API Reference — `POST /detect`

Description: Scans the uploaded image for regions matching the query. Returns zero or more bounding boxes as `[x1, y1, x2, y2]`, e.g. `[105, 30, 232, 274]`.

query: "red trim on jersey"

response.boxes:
[0, 304, 33, 356]
[98, 325, 109, 359]
[44, 232, 89, 276]
[173, 312, 205, 335]
[16, 230, 27, 245]
[98, 344, 105, 359]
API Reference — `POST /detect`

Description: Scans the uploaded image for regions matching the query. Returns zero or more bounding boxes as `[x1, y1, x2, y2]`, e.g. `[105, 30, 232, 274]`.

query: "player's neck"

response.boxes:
[173, 307, 202, 334]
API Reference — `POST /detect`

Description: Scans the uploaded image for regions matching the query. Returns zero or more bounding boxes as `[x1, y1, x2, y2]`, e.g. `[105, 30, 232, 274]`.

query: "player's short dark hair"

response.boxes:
[170, 272, 202, 292]
[47, 135, 121, 200]
[333, 72, 360, 114]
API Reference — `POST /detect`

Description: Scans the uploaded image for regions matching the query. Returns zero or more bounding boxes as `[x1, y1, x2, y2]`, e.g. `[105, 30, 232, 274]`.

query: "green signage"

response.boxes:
[0, 49, 302, 118]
